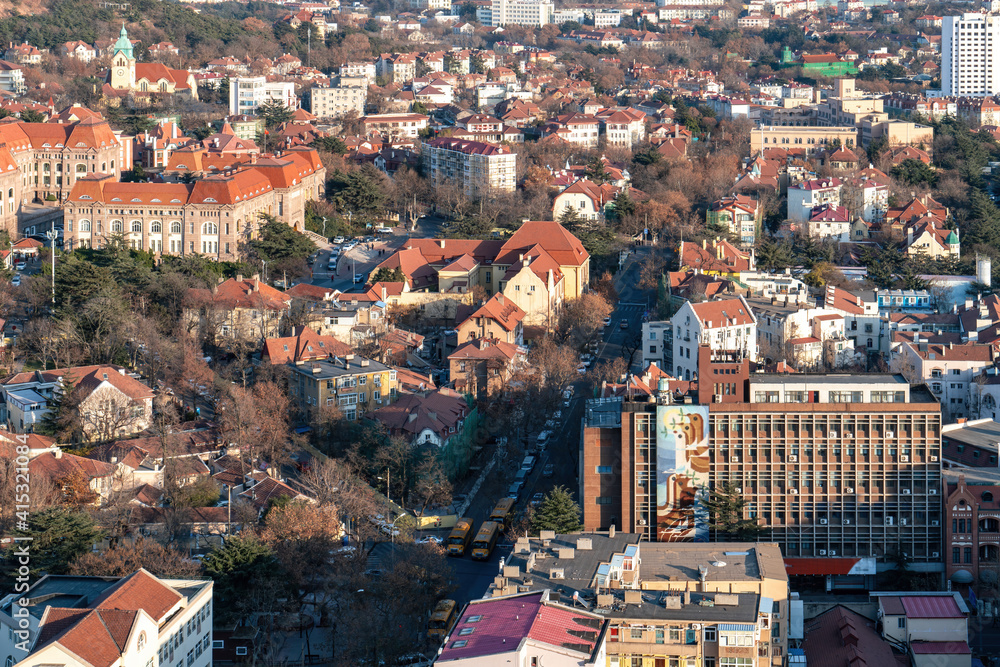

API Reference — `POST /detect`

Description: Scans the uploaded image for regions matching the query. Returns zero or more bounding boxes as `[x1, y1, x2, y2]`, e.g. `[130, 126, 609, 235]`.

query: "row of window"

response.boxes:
[70, 220, 239, 235]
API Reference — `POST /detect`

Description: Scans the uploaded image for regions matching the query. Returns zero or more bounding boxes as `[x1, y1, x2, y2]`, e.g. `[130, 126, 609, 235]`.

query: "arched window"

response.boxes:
[985, 395, 996, 409]
[79, 220, 91, 232]
[7, 188, 12, 198]
[76, 163, 86, 173]
[137, 632, 146, 652]
[101, 162, 106, 172]
[150, 221, 161, 233]
[202, 222, 218, 235]
[111, 220, 123, 233]
[984, 492, 995, 503]
[170, 221, 181, 234]
[130, 221, 141, 233]
[7, 655, 13, 667]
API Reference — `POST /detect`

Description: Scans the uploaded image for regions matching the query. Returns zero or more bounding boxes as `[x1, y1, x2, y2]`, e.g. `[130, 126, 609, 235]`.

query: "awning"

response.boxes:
[784, 557, 876, 576]
[951, 569, 974, 584]
[719, 624, 756, 632]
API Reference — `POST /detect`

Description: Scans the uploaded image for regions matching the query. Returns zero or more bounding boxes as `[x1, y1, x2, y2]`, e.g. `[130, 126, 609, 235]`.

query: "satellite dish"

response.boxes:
[712, 561, 726, 567]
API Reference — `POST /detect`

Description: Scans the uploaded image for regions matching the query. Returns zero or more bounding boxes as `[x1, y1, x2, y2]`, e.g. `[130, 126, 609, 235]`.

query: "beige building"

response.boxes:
[185, 276, 291, 346]
[422, 138, 516, 196]
[63, 147, 325, 257]
[310, 76, 367, 119]
[816, 78, 883, 126]
[490, 534, 789, 667]
[288, 355, 398, 420]
[859, 117, 934, 149]
[751, 126, 858, 155]
[361, 113, 429, 139]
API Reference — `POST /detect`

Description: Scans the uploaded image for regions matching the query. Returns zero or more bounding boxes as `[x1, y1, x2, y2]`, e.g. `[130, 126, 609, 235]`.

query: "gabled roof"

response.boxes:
[497, 220, 589, 267]
[93, 569, 184, 622]
[688, 296, 756, 328]
[187, 277, 290, 311]
[448, 337, 522, 362]
[36, 608, 138, 667]
[262, 326, 352, 364]
[460, 293, 526, 333]
[29, 450, 116, 482]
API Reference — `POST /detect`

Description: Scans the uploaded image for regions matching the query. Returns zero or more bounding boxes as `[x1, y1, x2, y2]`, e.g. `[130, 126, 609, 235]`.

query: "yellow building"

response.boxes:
[751, 126, 858, 155]
[105, 25, 198, 101]
[289, 355, 398, 420]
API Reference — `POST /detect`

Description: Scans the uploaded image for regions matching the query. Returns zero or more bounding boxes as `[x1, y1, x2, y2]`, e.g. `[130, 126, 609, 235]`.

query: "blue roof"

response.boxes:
[719, 624, 756, 631]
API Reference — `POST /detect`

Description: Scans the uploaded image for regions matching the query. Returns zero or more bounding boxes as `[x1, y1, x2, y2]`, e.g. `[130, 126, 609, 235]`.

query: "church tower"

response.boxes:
[109, 23, 135, 90]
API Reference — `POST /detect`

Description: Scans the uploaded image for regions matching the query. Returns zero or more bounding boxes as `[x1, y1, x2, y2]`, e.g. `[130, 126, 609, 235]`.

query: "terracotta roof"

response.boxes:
[679, 239, 752, 272]
[497, 220, 589, 267]
[370, 388, 467, 439]
[29, 450, 116, 483]
[689, 296, 756, 328]
[187, 277, 290, 312]
[36, 608, 138, 667]
[93, 569, 183, 622]
[448, 337, 522, 362]
[460, 293, 525, 333]
[802, 606, 897, 667]
[262, 326, 351, 364]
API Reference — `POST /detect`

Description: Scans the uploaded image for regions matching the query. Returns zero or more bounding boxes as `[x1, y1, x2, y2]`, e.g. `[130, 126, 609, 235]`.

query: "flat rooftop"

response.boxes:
[639, 542, 787, 585]
[585, 397, 623, 428]
[1, 574, 119, 621]
[750, 373, 907, 385]
[942, 419, 1000, 450]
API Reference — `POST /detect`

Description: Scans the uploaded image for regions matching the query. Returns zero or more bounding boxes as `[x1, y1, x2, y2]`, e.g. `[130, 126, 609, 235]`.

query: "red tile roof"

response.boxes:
[690, 296, 756, 328]
[497, 220, 589, 267]
[900, 596, 964, 618]
[187, 277, 290, 311]
[94, 569, 183, 622]
[262, 326, 352, 364]
[802, 605, 897, 667]
[461, 293, 526, 333]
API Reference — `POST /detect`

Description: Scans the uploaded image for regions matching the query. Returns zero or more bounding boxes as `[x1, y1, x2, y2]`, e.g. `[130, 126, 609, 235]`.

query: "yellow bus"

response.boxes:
[471, 521, 501, 560]
[489, 498, 516, 527]
[428, 599, 458, 640]
[447, 517, 475, 556]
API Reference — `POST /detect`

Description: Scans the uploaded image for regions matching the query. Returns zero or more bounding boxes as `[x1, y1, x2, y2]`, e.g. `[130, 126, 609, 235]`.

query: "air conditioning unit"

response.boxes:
[930, 455, 939, 462]
[731, 456, 739, 463]
[886, 517, 894, 525]
[789, 488, 799, 494]
[901, 518, 909, 526]
[886, 431, 895, 439]
[930, 488, 938, 495]
[900, 455, 910, 463]
[691, 624, 701, 630]
[788, 454, 798, 462]
[820, 518, 828, 524]
[931, 520, 940, 526]
[715, 394, 723, 403]
[830, 430, 838, 438]
[772, 637, 781, 644]
[845, 487, 855, 494]
[903, 488, 911, 495]
[819, 549, 828, 556]
[932, 552, 940, 559]
[734, 488, 743, 493]
[844, 519, 851, 525]
[830, 550, 837, 556]
[845, 433, 853, 439]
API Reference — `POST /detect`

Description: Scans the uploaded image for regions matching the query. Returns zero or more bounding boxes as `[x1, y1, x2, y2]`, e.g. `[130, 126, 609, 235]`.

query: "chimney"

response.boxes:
[609, 524, 616, 538]
[237, 273, 244, 282]
[54, 449, 63, 459]
[907, 227, 913, 245]
[439, 239, 445, 248]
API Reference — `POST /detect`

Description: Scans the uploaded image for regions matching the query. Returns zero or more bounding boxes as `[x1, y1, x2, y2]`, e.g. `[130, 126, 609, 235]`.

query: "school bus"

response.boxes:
[489, 498, 516, 527]
[470, 521, 502, 560]
[428, 599, 458, 640]
[447, 517, 475, 556]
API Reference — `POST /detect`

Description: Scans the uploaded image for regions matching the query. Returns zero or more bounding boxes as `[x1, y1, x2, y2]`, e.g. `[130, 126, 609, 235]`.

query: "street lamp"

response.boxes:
[377, 468, 390, 504]
[321, 216, 327, 237]
[45, 229, 57, 304]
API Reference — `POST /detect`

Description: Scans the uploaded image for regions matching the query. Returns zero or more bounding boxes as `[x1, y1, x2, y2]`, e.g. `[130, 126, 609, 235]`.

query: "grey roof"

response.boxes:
[504, 532, 641, 593]
[584, 397, 623, 428]
[942, 420, 1000, 450]
[943, 467, 1000, 485]
[597, 590, 761, 622]
[288, 355, 392, 379]
[750, 373, 908, 385]
[1, 574, 120, 621]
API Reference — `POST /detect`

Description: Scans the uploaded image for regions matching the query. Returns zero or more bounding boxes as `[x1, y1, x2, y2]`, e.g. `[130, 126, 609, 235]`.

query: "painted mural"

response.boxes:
[656, 404, 710, 541]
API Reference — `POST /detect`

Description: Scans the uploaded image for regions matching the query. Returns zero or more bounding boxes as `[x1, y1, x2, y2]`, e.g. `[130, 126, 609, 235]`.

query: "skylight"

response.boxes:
[451, 640, 467, 648]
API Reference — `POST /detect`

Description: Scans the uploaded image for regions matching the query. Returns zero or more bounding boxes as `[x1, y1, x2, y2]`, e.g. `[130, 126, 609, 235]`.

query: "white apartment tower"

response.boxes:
[485, 0, 554, 26]
[942, 11, 1000, 96]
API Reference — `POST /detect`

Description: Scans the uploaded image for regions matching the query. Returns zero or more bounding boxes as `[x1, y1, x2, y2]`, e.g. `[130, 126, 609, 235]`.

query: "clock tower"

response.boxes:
[109, 23, 135, 90]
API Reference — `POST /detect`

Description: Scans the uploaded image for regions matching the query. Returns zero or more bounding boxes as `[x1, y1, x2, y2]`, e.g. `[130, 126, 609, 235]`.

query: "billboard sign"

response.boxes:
[656, 404, 709, 541]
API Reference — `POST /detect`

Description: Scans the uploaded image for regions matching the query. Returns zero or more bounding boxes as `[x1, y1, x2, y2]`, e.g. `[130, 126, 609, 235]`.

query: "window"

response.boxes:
[954, 547, 961, 564]
[595, 496, 612, 505]
[596, 465, 612, 474]
[111, 219, 123, 233]
[203, 222, 218, 235]
[151, 221, 162, 233]
[705, 627, 717, 642]
[631, 628, 643, 640]
[897, 617, 906, 628]
[235, 647, 248, 656]
[467, 615, 482, 623]
[170, 221, 181, 233]
[137, 632, 147, 651]
[79, 219, 91, 232]
[451, 640, 468, 648]
[966, 547, 973, 563]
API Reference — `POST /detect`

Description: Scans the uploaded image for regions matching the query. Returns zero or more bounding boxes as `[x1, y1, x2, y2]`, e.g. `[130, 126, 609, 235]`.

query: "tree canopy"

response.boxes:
[530, 486, 583, 534]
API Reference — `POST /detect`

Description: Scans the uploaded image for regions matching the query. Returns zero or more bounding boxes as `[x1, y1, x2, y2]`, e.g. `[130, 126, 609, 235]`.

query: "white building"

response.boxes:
[593, 9, 623, 26]
[894, 340, 994, 423]
[642, 320, 672, 369]
[310, 76, 367, 119]
[788, 177, 843, 223]
[942, 12, 1000, 97]
[0, 61, 25, 95]
[422, 138, 517, 196]
[554, 7, 585, 22]
[229, 76, 298, 116]
[340, 61, 377, 81]
[671, 296, 757, 381]
[0, 570, 213, 667]
[484, 0, 554, 26]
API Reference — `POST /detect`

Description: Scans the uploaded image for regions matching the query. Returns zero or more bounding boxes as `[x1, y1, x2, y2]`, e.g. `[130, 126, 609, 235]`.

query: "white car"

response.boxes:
[577, 363, 587, 374]
[602, 316, 612, 326]
[416, 535, 444, 545]
[553, 410, 562, 420]
[376, 226, 393, 234]
[333, 236, 345, 244]
[14, 261, 25, 271]
[10, 274, 20, 287]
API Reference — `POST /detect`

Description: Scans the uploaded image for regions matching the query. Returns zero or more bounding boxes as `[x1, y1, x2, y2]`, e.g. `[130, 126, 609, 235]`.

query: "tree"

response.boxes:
[531, 486, 583, 534]
[556, 293, 612, 347]
[891, 159, 937, 187]
[19, 109, 45, 123]
[412, 452, 452, 514]
[36, 376, 82, 441]
[17, 508, 103, 575]
[168, 475, 221, 508]
[611, 189, 636, 220]
[202, 533, 292, 623]
[370, 267, 406, 283]
[217, 381, 295, 468]
[327, 165, 389, 216]
[703, 482, 765, 540]
[256, 99, 294, 130]
[584, 157, 611, 184]
[69, 539, 203, 578]
[241, 214, 315, 271]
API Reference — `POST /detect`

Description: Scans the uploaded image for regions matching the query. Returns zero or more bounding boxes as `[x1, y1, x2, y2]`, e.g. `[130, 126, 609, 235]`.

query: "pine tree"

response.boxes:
[703, 482, 765, 540]
[19, 508, 104, 575]
[530, 486, 583, 534]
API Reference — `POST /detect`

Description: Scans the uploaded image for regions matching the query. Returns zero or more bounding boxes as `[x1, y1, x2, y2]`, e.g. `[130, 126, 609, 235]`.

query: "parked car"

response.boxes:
[577, 363, 587, 374]
[536, 430, 552, 446]
[542, 463, 554, 478]
[354, 273, 365, 284]
[14, 261, 25, 271]
[11, 274, 20, 287]
[521, 455, 536, 472]
[620, 319, 629, 329]
[333, 236, 345, 244]
[553, 410, 562, 420]
[376, 226, 393, 234]
[602, 316, 612, 326]
[507, 481, 522, 500]
[530, 492, 544, 507]
[416, 535, 443, 545]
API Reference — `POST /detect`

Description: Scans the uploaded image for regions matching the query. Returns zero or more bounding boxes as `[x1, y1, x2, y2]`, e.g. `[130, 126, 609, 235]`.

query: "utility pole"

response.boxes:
[45, 229, 57, 303]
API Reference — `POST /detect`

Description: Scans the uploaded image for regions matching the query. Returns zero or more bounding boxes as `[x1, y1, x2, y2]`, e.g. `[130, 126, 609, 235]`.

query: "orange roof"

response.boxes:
[94, 569, 183, 622]
[689, 296, 756, 328]
[187, 277, 290, 311]
[497, 220, 589, 267]
[262, 326, 351, 364]
[461, 293, 525, 333]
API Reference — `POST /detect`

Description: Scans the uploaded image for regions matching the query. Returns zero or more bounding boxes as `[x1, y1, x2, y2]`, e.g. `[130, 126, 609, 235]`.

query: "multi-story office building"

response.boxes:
[671, 296, 757, 380]
[310, 76, 367, 119]
[228, 76, 298, 116]
[489, 533, 790, 667]
[422, 138, 516, 196]
[942, 12, 1000, 97]
[0, 570, 213, 667]
[480, 0, 554, 26]
[288, 355, 398, 420]
[581, 362, 943, 586]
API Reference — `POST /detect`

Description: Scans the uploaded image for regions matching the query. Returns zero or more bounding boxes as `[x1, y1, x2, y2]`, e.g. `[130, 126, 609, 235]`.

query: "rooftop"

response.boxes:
[942, 418, 1000, 450]
[288, 355, 392, 379]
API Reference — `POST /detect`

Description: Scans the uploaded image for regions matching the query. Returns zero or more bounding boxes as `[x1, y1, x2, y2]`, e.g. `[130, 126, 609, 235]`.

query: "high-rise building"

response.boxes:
[228, 76, 298, 116]
[422, 138, 517, 196]
[581, 351, 943, 588]
[480, 0, 554, 26]
[310, 76, 367, 119]
[942, 12, 1000, 96]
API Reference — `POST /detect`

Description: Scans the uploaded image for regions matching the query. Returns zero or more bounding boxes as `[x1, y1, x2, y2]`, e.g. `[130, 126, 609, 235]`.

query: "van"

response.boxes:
[514, 469, 527, 483]
[536, 431, 552, 447]
[506, 481, 522, 500]
[521, 455, 536, 472]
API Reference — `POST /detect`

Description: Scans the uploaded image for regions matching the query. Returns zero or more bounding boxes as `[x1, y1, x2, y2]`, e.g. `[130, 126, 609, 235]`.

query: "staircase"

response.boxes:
[302, 229, 328, 248]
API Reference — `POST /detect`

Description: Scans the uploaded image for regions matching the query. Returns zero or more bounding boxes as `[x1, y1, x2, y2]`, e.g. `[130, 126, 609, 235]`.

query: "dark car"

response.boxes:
[620, 320, 629, 329]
